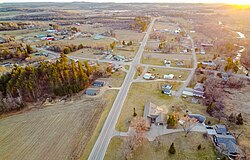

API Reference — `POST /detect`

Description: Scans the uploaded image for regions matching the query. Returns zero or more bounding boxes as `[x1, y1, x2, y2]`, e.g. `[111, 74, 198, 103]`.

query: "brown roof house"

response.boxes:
[143, 102, 167, 127]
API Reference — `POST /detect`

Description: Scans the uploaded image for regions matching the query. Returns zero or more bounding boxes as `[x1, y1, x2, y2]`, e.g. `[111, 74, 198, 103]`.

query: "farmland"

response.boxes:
[0, 90, 118, 160]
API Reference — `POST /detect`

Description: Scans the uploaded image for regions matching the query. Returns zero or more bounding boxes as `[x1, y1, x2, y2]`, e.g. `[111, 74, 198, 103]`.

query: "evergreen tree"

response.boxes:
[26, 45, 33, 54]
[168, 143, 176, 154]
[236, 113, 243, 125]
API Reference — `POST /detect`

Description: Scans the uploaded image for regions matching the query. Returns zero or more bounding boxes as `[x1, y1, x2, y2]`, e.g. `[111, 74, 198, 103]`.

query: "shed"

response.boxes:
[94, 80, 105, 87]
[85, 88, 100, 96]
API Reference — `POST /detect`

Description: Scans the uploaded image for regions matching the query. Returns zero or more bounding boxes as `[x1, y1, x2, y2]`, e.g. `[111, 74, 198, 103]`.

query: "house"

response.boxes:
[163, 74, 174, 79]
[93, 34, 104, 40]
[213, 134, 240, 157]
[104, 54, 113, 60]
[162, 84, 173, 95]
[202, 61, 216, 67]
[85, 88, 100, 96]
[155, 112, 167, 126]
[188, 114, 206, 124]
[143, 73, 155, 80]
[113, 55, 125, 61]
[94, 80, 105, 87]
[215, 124, 229, 135]
[194, 83, 204, 92]
[193, 83, 205, 98]
[201, 43, 214, 48]
[143, 102, 166, 126]
[164, 59, 171, 67]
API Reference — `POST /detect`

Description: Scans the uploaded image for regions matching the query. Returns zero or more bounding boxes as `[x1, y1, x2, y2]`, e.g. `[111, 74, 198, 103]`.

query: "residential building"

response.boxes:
[188, 114, 206, 124]
[94, 80, 105, 87]
[143, 102, 166, 126]
[143, 73, 155, 80]
[193, 83, 205, 98]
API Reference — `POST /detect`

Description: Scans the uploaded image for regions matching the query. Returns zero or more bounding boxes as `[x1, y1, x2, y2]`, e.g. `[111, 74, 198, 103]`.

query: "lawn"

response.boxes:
[147, 67, 191, 81]
[142, 52, 193, 68]
[105, 132, 218, 160]
[80, 90, 118, 160]
[115, 82, 182, 132]
[108, 70, 127, 88]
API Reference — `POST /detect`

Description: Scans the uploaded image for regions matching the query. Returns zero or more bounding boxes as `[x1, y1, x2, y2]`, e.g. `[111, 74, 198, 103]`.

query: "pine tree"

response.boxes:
[133, 107, 137, 117]
[236, 113, 243, 125]
[168, 143, 176, 154]
[122, 40, 126, 45]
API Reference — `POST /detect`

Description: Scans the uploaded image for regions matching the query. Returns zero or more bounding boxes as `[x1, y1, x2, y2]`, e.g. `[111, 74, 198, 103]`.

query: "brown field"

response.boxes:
[114, 30, 144, 42]
[0, 90, 117, 160]
[142, 52, 193, 68]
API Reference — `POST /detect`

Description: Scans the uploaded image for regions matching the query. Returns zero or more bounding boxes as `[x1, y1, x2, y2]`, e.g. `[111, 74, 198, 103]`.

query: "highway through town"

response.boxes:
[88, 18, 156, 160]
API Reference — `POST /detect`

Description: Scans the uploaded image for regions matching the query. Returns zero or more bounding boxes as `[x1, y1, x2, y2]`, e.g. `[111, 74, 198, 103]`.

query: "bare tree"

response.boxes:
[121, 117, 149, 159]
[180, 116, 198, 137]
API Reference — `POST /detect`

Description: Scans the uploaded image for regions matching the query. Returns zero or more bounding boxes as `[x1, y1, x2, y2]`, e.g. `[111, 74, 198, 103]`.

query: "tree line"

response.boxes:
[0, 53, 104, 113]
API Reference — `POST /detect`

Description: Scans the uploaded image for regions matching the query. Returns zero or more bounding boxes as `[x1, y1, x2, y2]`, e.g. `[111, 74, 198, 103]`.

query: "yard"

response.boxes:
[142, 52, 193, 68]
[115, 82, 182, 132]
[105, 132, 217, 160]
[107, 70, 127, 88]
[0, 90, 118, 160]
[147, 67, 191, 81]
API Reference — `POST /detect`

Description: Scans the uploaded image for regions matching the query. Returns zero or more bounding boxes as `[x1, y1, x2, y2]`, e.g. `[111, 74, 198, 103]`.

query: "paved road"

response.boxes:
[88, 18, 157, 160]
[175, 34, 197, 97]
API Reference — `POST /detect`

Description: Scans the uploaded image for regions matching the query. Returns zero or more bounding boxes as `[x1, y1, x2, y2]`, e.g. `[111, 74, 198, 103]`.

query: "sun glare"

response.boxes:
[225, 0, 250, 5]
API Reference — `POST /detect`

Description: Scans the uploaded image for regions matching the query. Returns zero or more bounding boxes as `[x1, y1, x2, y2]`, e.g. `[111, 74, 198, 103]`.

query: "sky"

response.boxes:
[1, 0, 250, 5]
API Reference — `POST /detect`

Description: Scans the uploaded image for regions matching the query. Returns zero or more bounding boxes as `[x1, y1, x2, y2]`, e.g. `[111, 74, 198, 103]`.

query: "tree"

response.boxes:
[133, 107, 137, 117]
[197, 144, 202, 150]
[228, 113, 236, 123]
[52, 24, 59, 30]
[71, 27, 78, 32]
[167, 114, 177, 128]
[122, 40, 126, 45]
[127, 41, 133, 46]
[26, 44, 33, 54]
[63, 47, 70, 54]
[168, 143, 176, 154]
[78, 44, 84, 50]
[240, 51, 250, 71]
[122, 117, 148, 160]
[236, 113, 243, 125]
[110, 41, 116, 50]
[180, 115, 198, 137]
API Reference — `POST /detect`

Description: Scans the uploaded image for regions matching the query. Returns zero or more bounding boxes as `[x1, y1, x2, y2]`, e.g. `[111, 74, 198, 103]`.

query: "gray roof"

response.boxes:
[162, 84, 172, 90]
[144, 102, 158, 119]
[94, 80, 105, 85]
[215, 134, 238, 154]
[155, 112, 166, 124]
[194, 83, 204, 92]
[188, 114, 206, 123]
[215, 124, 228, 134]
[85, 88, 100, 95]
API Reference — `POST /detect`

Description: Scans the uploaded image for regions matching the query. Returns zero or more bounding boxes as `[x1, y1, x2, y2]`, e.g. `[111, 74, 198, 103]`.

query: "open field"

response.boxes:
[142, 52, 193, 68]
[114, 30, 145, 42]
[69, 48, 102, 59]
[105, 132, 217, 160]
[80, 90, 118, 160]
[115, 82, 182, 132]
[147, 67, 191, 81]
[0, 90, 117, 160]
[106, 70, 127, 88]
[52, 37, 114, 48]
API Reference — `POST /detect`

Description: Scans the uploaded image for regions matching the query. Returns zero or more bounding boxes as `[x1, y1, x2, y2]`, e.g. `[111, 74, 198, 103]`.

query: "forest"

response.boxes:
[0, 53, 106, 113]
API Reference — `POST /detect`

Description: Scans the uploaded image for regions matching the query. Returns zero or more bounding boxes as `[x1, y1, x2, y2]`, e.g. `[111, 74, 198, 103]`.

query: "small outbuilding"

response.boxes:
[94, 80, 105, 87]
[85, 88, 100, 96]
